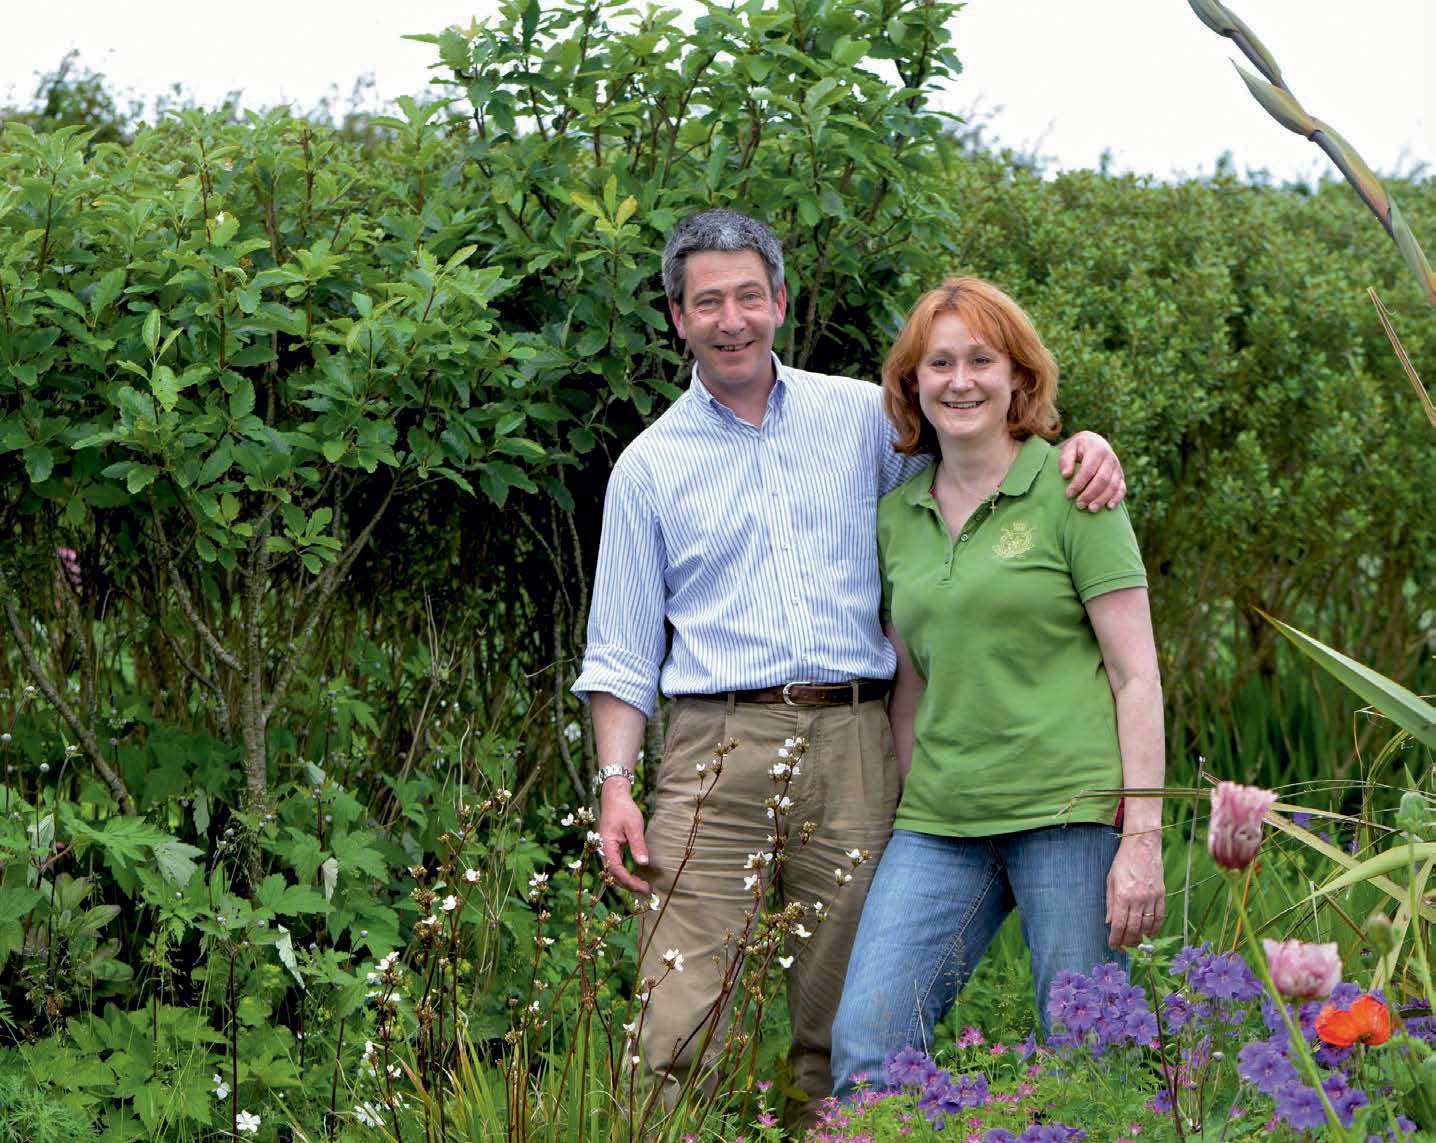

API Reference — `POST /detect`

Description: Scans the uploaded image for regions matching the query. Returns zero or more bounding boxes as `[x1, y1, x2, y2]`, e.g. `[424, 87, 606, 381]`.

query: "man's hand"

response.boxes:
[1105, 832, 1164, 949]
[1059, 430, 1126, 511]
[599, 781, 651, 893]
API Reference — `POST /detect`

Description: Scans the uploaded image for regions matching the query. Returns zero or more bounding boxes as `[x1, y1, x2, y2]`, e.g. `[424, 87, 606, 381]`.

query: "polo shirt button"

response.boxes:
[960, 534, 970, 542]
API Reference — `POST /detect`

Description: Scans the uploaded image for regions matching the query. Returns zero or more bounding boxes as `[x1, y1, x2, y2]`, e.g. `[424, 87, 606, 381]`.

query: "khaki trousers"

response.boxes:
[635, 695, 898, 1132]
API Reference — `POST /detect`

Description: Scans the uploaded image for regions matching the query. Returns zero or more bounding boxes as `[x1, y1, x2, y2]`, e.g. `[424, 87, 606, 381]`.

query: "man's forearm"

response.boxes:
[591, 692, 649, 780]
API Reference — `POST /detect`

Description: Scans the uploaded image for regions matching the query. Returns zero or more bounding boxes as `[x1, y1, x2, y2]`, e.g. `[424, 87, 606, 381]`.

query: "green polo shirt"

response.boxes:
[878, 436, 1148, 837]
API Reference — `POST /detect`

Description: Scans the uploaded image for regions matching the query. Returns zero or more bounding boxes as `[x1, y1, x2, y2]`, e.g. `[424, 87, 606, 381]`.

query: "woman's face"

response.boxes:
[915, 312, 1019, 448]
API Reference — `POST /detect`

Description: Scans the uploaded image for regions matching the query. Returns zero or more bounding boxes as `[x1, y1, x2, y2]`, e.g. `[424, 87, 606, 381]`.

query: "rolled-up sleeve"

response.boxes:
[571, 464, 668, 717]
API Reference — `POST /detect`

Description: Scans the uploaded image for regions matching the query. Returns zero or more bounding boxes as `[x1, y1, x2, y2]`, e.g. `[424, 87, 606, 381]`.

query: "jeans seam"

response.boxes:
[905, 848, 1001, 1051]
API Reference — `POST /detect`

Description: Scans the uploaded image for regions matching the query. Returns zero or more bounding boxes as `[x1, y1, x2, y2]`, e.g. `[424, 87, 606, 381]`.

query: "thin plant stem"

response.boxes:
[1230, 880, 1351, 1140]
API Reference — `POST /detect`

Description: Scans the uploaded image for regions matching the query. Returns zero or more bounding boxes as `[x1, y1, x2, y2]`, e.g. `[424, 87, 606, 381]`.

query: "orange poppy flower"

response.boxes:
[1314, 995, 1391, 1047]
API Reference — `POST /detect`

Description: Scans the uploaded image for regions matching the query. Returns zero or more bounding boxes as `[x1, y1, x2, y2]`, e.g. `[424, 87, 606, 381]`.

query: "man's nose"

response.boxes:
[717, 297, 745, 328]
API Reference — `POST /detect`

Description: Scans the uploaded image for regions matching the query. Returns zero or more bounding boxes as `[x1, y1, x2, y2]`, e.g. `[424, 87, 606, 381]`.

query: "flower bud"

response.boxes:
[1364, 910, 1396, 957]
[1395, 790, 1429, 838]
[1262, 938, 1341, 999]
[1208, 781, 1276, 870]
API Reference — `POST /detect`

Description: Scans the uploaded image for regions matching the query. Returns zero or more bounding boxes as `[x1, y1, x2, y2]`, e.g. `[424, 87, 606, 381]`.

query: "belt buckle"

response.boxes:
[782, 681, 815, 707]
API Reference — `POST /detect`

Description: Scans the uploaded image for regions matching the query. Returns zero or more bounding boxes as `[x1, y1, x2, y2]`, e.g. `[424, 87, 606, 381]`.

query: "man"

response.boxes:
[572, 208, 1124, 1130]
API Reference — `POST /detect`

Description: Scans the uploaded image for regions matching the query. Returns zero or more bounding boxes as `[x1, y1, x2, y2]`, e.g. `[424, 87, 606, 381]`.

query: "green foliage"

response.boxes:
[0, 0, 1432, 1137]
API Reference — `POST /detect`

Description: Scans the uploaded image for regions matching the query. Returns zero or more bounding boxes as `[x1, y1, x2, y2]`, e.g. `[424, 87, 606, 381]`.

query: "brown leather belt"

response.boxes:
[692, 679, 891, 707]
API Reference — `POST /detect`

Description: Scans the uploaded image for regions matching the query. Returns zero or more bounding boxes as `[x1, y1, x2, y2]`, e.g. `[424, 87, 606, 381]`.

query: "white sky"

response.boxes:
[2, 0, 1431, 184]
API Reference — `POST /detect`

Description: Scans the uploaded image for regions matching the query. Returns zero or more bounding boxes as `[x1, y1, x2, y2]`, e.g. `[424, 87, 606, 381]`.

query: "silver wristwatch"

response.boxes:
[591, 764, 636, 797]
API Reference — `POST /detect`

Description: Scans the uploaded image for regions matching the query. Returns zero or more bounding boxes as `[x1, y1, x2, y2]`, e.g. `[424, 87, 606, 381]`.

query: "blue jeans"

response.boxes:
[830, 824, 1121, 1097]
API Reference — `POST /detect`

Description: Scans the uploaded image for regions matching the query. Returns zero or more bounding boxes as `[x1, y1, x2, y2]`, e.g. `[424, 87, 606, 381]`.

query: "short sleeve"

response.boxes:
[1063, 500, 1148, 603]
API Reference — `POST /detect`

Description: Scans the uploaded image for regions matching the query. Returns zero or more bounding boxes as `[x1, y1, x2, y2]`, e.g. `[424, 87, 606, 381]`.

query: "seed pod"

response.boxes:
[1235, 63, 1315, 138]
[1364, 910, 1396, 957]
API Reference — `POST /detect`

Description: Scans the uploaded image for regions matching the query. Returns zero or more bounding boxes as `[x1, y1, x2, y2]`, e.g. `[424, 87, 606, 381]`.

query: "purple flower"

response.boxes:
[1291, 812, 1313, 829]
[1063, 985, 1101, 1035]
[984, 1132, 1019, 1143]
[1193, 952, 1260, 1001]
[1274, 1083, 1327, 1131]
[1169, 943, 1210, 977]
[1329, 981, 1362, 1011]
[1236, 1038, 1299, 1095]
[1321, 1073, 1368, 1127]
[951, 1071, 991, 1109]
[1162, 993, 1193, 1031]
[1125, 1008, 1159, 1046]
[917, 1071, 963, 1128]
[1149, 1087, 1173, 1113]
[883, 1046, 937, 1089]
[1091, 962, 1129, 994]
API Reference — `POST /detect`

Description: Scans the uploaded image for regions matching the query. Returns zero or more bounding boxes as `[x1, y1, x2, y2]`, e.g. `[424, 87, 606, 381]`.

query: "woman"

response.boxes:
[830, 278, 1165, 1093]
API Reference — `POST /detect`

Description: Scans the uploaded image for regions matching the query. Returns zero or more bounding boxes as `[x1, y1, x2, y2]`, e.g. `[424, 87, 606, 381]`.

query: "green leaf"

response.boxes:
[142, 309, 161, 355]
[23, 444, 53, 483]
[275, 924, 304, 988]
[321, 438, 347, 463]
[228, 378, 256, 421]
[1259, 611, 1436, 748]
[832, 36, 870, 67]
[1307, 841, 1436, 901]
[126, 464, 158, 494]
[90, 268, 126, 317]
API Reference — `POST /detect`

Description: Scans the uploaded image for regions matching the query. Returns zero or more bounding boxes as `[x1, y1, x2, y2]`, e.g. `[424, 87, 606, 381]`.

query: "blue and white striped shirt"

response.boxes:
[573, 356, 927, 716]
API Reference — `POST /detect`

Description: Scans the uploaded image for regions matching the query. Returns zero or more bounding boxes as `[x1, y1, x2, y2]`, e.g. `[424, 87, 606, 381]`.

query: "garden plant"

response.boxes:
[0, 0, 1431, 1139]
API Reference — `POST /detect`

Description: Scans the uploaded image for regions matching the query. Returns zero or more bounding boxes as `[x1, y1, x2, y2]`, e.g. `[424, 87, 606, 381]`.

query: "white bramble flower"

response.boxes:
[813, 900, 828, 919]
[354, 1101, 385, 1128]
[660, 948, 685, 972]
[529, 872, 549, 888]
[784, 738, 796, 748]
[743, 874, 759, 892]
[778, 955, 794, 969]
[696, 760, 708, 774]
[631, 1054, 641, 1066]
[834, 869, 853, 885]
[212, 1074, 230, 1100]
[648, 893, 661, 911]
[567, 859, 582, 871]
[745, 851, 773, 870]
[541, 935, 555, 946]
[418, 914, 440, 928]
[769, 761, 791, 779]
[440, 895, 458, 912]
[560, 812, 576, 827]
[464, 868, 481, 883]
[564, 721, 581, 744]
[623, 1021, 637, 1035]
[777, 748, 789, 759]
[575, 806, 596, 825]
[794, 924, 813, 939]
[236, 1110, 261, 1135]
[846, 848, 866, 865]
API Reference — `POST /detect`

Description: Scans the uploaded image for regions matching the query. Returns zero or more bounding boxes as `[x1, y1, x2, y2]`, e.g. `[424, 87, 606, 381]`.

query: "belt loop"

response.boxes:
[726, 690, 736, 715]
[851, 679, 859, 713]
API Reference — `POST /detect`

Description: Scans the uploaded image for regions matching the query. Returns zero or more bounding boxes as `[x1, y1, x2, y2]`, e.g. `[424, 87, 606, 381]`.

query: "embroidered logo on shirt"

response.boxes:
[992, 521, 1034, 559]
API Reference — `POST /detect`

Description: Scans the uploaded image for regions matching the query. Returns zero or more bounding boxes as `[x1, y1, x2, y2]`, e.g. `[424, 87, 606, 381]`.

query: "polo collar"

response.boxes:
[998, 435, 1051, 497]
[901, 435, 1051, 508]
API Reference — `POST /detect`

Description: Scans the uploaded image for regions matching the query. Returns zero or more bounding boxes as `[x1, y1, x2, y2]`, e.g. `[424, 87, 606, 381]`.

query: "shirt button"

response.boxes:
[960, 534, 970, 542]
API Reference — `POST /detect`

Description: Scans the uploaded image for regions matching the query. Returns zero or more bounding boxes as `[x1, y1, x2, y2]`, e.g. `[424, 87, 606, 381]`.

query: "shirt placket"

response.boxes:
[753, 414, 812, 673]
[940, 492, 1000, 583]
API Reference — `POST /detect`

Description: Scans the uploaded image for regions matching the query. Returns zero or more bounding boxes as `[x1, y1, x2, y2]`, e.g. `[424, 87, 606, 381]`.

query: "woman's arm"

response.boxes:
[884, 621, 925, 784]
[1085, 586, 1166, 949]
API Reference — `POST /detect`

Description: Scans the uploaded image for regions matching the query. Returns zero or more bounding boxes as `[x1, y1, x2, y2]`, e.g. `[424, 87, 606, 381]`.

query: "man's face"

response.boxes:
[669, 249, 787, 396]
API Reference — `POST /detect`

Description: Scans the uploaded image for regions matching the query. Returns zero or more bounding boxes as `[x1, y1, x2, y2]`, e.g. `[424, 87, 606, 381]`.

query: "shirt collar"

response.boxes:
[901, 435, 1052, 507]
[688, 353, 789, 423]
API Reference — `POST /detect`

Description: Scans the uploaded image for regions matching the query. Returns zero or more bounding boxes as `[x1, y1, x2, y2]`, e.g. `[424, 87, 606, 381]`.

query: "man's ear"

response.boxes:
[669, 296, 687, 340]
[773, 283, 788, 328]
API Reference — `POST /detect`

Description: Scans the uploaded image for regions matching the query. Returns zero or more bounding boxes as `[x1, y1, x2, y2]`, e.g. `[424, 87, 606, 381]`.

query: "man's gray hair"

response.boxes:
[661, 208, 785, 304]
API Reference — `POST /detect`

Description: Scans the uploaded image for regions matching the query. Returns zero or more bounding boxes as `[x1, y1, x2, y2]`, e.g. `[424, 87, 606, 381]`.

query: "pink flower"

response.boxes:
[1207, 782, 1276, 870]
[1263, 938, 1341, 999]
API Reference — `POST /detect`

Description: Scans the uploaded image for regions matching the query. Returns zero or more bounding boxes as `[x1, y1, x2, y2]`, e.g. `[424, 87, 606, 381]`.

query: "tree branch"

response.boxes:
[149, 494, 241, 672]
[0, 588, 133, 814]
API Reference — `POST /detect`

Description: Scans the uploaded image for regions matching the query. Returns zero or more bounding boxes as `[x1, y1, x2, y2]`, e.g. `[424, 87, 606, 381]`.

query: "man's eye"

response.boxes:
[741, 293, 763, 304]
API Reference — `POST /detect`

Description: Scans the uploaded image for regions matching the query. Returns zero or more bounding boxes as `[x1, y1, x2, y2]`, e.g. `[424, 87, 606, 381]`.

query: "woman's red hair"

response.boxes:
[882, 277, 1061, 456]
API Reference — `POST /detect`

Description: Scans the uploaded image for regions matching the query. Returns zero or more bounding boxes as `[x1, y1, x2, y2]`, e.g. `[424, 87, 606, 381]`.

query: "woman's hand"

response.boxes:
[1105, 831, 1165, 949]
